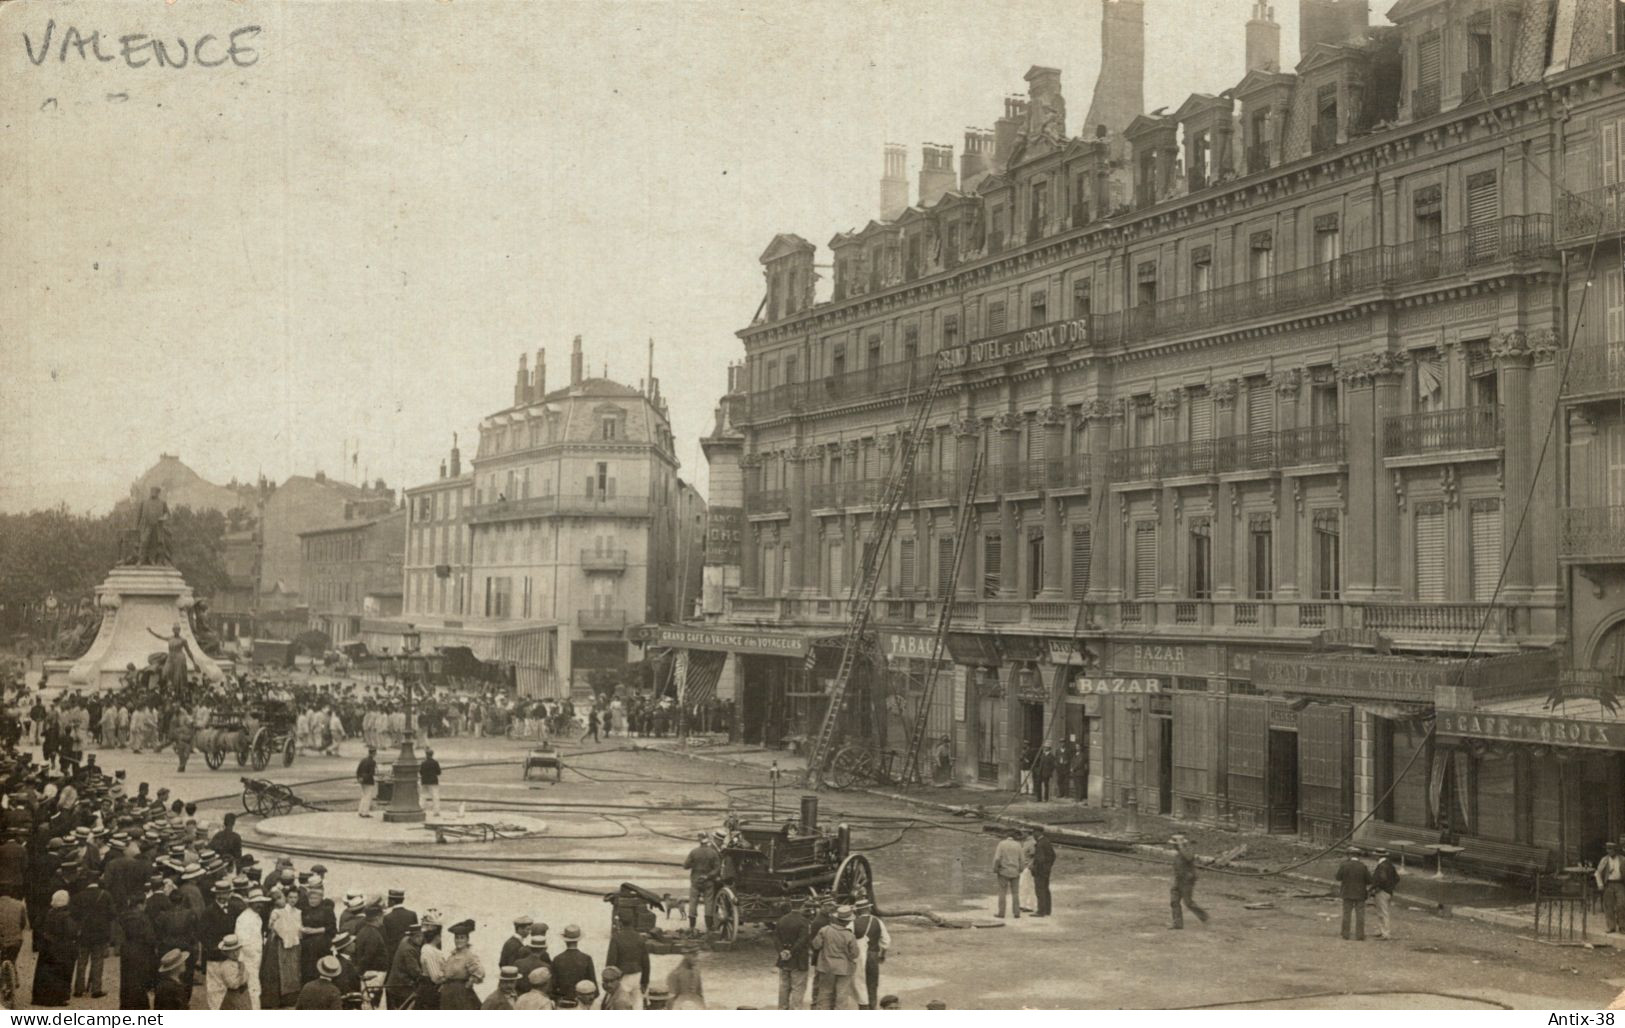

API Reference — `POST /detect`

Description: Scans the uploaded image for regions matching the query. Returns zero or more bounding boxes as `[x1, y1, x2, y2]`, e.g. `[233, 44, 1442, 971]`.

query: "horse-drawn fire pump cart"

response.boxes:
[196, 700, 299, 771]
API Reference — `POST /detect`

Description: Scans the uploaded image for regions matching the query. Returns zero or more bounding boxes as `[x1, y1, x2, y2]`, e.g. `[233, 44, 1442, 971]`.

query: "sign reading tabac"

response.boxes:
[1251, 652, 1449, 702]
[936, 317, 1090, 372]
[879, 631, 946, 662]
[654, 626, 809, 658]
[1437, 709, 1625, 752]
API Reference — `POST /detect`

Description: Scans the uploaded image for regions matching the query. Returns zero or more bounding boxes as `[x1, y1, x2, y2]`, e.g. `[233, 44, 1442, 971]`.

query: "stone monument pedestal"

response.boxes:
[68, 565, 225, 691]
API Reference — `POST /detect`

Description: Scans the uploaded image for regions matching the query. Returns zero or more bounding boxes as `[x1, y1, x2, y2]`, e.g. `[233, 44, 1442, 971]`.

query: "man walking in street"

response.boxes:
[1371, 848, 1400, 940]
[1169, 834, 1209, 929]
[356, 746, 377, 818]
[1030, 825, 1056, 917]
[773, 899, 812, 1009]
[420, 747, 443, 817]
[993, 830, 1024, 919]
[1335, 846, 1372, 941]
[171, 707, 194, 773]
[1600, 842, 1625, 933]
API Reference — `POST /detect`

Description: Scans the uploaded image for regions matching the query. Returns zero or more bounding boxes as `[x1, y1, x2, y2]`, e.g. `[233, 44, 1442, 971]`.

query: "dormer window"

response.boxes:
[1313, 84, 1338, 152]
[1029, 180, 1049, 240]
[1464, 16, 1492, 102]
[595, 405, 626, 442]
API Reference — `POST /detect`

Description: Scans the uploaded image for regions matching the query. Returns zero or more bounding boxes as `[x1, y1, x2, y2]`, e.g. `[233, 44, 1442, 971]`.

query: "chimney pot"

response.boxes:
[571, 335, 583, 386]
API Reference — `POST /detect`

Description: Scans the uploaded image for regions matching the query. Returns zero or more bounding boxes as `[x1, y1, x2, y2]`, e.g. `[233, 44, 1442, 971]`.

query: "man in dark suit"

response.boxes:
[499, 915, 533, 969]
[381, 888, 416, 960]
[1030, 825, 1057, 917]
[773, 900, 812, 1009]
[1334, 847, 1373, 941]
[207, 814, 243, 868]
[1371, 849, 1400, 940]
[1032, 745, 1055, 802]
[604, 912, 649, 992]
[549, 924, 595, 1002]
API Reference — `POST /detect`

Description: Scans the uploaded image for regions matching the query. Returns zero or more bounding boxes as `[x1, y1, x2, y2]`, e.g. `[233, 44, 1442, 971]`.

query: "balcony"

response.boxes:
[468, 495, 650, 524]
[727, 596, 784, 621]
[810, 479, 886, 509]
[907, 470, 959, 503]
[1277, 424, 1347, 466]
[1460, 67, 1492, 105]
[1310, 120, 1338, 154]
[577, 609, 628, 631]
[984, 461, 1052, 494]
[580, 549, 628, 572]
[1354, 602, 1516, 638]
[1244, 142, 1270, 175]
[1560, 506, 1625, 562]
[1382, 406, 1502, 458]
[744, 488, 790, 516]
[1563, 344, 1625, 400]
[1412, 82, 1442, 119]
[1108, 429, 1341, 482]
[1560, 184, 1625, 242]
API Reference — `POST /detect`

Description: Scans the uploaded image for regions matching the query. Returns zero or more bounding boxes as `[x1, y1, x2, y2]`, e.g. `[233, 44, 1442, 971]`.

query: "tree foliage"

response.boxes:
[0, 502, 234, 635]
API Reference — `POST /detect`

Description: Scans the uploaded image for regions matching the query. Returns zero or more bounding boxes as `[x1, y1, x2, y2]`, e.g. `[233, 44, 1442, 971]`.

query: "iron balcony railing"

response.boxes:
[1107, 427, 1345, 480]
[577, 609, 628, 631]
[743, 488, 790, 516]
[1560, 344, 1625, 398]
[1560, 184, 1625, 242]
[739, 217, 1554, 423]
[1245, 142, 1270, 175]
[467, 495, 651, 524]
[1460, 67, 1493, 104]
[1559, 506, 1625, 561]
[1277, 424, 1347, 465]
[1382, 406, 1502, 457]
[579, 549, 628, 571]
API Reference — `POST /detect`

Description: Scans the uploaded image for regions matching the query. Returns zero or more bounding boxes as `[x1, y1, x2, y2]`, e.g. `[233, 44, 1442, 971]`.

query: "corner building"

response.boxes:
[713, 0, 1625, 861]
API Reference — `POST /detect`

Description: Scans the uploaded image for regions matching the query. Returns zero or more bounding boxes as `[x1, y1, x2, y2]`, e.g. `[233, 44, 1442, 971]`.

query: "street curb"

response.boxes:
[639, 743, 1570, 943]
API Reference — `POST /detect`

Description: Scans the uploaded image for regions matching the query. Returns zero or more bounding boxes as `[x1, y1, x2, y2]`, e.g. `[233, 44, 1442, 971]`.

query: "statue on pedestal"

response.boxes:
[130, 487, 172, 566]
[147, 624, 196, 696]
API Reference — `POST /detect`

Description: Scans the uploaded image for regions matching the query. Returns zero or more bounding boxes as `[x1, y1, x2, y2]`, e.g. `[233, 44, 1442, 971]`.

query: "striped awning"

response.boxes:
[681, 649, 727, 710]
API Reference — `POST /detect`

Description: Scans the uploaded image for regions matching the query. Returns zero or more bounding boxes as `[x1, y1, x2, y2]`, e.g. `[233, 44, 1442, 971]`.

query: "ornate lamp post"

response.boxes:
[384, 625, 440, 823]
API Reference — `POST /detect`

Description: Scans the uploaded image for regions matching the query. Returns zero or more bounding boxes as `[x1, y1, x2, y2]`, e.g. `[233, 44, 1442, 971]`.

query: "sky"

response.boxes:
[0, 0, 1359, 514]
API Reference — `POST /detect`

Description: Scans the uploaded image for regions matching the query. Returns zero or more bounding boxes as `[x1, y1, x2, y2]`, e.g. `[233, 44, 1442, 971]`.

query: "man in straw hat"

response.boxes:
[1599, 841, 1625, 933]
[1335, 846, 1373, 941]
[295, 954, 344, 1009]
[810, 904, 859, 1010]
[153, 948, 191, 1010]
[549, 923, 595, 1003]
[481, 965, 521, 1009]
[1371, 848, 1401, 940]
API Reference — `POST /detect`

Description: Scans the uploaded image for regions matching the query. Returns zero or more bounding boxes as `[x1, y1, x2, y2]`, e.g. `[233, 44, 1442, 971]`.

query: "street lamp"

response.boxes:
[384, 625, 440, 824]
[1123, 696, 1142, 836]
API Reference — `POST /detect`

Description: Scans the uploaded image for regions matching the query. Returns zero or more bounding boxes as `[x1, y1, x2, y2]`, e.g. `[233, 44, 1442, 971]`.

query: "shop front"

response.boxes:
[1096, 641, 1226, 822]
[655, 625, 845, 748]
[944, 632, 1006, 786]
[877, 630, 955, 773]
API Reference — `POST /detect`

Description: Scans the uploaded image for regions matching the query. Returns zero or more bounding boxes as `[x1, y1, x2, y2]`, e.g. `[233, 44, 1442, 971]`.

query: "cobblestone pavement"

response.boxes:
[15, 734, 1625, 1010]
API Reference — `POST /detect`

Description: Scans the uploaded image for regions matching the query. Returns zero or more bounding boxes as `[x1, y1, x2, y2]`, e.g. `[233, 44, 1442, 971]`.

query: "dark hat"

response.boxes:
[449, 919, 475, 935]
[561, 924, 581, 941]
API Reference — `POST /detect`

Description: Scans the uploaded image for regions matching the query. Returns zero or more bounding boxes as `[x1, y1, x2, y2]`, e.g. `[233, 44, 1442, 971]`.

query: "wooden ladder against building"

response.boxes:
[899, 447, 984, 786]
[803, 363, 946, 789]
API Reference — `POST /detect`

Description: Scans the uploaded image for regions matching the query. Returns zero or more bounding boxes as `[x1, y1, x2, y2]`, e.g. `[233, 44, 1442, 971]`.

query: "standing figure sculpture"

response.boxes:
[134, 487, 173, 565]
[148, 625, 195, 697]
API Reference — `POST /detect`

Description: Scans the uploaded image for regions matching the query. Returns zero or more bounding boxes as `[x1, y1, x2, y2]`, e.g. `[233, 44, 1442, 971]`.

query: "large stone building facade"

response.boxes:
[706, 0, 1625, 867]
[299, 506, 406, 645]
[384, 339, 704, 697]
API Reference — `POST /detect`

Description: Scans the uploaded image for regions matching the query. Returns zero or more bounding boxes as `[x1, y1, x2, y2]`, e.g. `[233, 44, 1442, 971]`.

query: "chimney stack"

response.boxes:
[570, 335, 584, 386]
[1082, 0, 1145, 161]
[531, 348, 545, 400]
[993, 96, 1028, 172]
[960, 128, 994, 192]
[1246, 2, 1281, 72]
[1299, 0, 1369, 57]
[439, 459, 447, 479]
[449, 433, 461, 477]
[918, 143, 956, 206]
[880, 144, 909, 220]
[514, 353, 529, 406]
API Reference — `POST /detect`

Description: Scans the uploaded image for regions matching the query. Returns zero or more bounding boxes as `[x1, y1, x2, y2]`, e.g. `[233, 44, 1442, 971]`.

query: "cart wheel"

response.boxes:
[235, 731, 251, 767]
[204, 746, 225, 771]
[251, 730, 273, 772]
[242, 786, 257, 816]
[713, 887, 740, 943]
[829, 746, 862, 791]
[834, 853, 875, 908]
[282, 735, 297, 767]
[269, 785, 294, 817]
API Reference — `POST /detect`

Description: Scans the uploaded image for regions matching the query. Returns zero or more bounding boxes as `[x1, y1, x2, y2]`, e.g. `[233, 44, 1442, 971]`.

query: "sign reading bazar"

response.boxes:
[654, 626, 810, 658]
[1251, 652, 1449, 702]
[1437, 709, 1624, 752]
[936, 317, 1090, 372]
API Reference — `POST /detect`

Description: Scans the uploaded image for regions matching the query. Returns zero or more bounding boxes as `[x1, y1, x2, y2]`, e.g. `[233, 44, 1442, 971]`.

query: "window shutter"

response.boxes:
[1607, 265, 1625, 347]
[983, 535, 1002, 596]
[781, 548, 792, 594]
[1188, 390, 1213, 440]
[1605, 121, 1620, 188]
[1028, 426, 1048, 462]
[900, 538, 916, 591]
[1467, 172, 1499, 226]
[607, 477, 617, 498]
[937, 536, 956, 596]
[829, 542, 844, 596]
[1470, 503, 1503, 602]
[1418, 32, 1441, 84]
[988, 301, 1007, 335]
[1414, 507, 1446, 602]
[1134, 522, 1158, 599]
[1247, 384, 1274, 436]
[1071, 526, 1093, 600]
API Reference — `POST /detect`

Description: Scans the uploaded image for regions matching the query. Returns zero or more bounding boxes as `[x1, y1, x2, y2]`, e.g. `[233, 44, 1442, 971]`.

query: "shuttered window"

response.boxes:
[1071, 525, 1093, 600]
[1418, 31, 1442, 84]
[899, 538, 916, 592]
[1603, 119, 1625, 187]
[781, 547, 792, 594]
[1134, 522, 1158, 599]
[1606, 265, 1625, 348]
[1187, 389, 1213, 440]
[987, 300, 1007, 335]
[937, 536, 956, 596]
[1470, 502, 1503, 602]
[1608, 420, 1625, 506]
[829, 542, 844, 597]
[982, 535, 1002, 598]
[1467, 172, 1499, 225]
[1247, 380, 1274, 436]
[1027, 425, 1047, 462]
[1414, 506, 1446, 601]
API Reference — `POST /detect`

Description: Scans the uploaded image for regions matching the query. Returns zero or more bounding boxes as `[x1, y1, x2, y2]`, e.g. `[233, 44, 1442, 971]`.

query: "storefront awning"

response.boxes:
[944, 632, 1001, 667]
[1437, 708, 1625, 752]
[652, 624, 825, 658]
